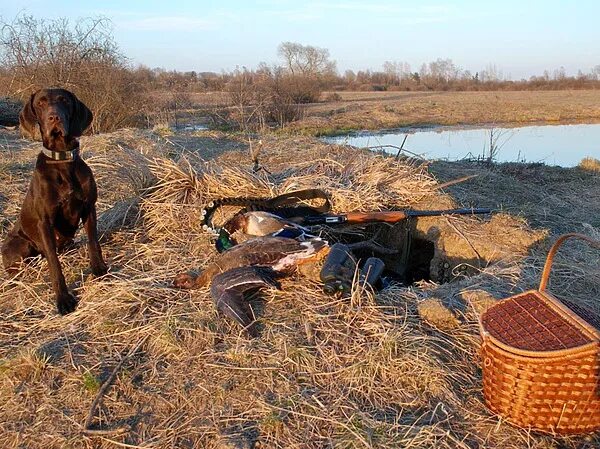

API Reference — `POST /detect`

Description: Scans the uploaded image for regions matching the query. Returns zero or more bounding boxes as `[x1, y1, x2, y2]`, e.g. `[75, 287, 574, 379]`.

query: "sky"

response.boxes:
[2, 0, 599, 79]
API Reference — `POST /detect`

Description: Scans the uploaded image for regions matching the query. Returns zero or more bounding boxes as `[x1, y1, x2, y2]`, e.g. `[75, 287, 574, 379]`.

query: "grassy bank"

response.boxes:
[0, 127, 598, 448]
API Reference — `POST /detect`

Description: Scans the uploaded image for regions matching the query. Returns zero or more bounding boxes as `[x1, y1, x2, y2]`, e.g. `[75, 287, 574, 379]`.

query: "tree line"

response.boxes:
[2, 15, 600, 132]
[138, 58, 600, 94]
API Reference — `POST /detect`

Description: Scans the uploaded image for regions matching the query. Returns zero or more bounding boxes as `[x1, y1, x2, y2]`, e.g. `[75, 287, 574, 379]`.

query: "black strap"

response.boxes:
[265, 189, 330, 213]
[201, 189, 331, 232]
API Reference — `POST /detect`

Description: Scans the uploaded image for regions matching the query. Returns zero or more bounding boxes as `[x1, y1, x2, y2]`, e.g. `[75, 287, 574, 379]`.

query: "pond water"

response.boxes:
[322, 124, 600, 167]
[179, 123, 208, 131]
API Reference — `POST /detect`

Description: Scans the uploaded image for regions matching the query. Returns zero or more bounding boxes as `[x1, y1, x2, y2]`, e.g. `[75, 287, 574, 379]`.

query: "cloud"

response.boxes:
[253, 2, 470, 26]
[92, 2, 467, 31]
[315, 1, 451, 15]
[312, 1, 482, 24]
[118, 16, 217, 31]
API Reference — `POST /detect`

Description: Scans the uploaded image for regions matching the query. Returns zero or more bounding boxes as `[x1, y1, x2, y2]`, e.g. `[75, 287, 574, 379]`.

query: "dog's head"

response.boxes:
[19, 88, 93, 151]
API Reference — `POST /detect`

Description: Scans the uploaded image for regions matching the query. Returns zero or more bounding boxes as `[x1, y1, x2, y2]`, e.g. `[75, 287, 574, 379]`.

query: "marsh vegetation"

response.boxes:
[0, 14, 599, 449]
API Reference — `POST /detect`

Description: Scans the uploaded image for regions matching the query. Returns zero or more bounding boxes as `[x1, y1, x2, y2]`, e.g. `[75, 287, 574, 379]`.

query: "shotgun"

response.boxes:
[299, 207, 492, 226]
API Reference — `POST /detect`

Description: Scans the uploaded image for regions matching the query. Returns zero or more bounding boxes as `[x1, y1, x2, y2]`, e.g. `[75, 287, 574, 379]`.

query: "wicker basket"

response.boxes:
[479, 233, 600, 435]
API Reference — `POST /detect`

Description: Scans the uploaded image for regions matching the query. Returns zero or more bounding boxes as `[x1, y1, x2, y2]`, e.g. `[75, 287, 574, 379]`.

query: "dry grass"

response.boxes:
[143, 89, 600, 136]
[579, 156, 600, 172]
[0, 128, 598, 448]
[287, 90, 600, 135]
[147, 90, 229, 108]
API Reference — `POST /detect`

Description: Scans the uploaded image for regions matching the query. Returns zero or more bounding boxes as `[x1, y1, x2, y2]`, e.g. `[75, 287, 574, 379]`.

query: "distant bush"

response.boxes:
[224, 69, 266, 131]
[278, 74, 322, 104]
[579, 157, 600, 173]
[0, 15, 147, 133]
[324, 92, 342, 102]
[224, 66, 320, 131]
[222, 42, 344, 130]
[266, 72, 309, 126]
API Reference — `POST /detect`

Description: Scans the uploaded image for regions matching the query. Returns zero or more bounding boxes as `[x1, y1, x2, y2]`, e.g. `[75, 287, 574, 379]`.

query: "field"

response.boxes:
[294, 90, 600, 135]
[6, 90, 600, 137]
[0, 122, 599, 448]
[149, 89, 600, 137]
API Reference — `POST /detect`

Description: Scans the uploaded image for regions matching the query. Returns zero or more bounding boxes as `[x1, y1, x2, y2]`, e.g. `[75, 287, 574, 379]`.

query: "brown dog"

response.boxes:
[2, 88, 107, 314]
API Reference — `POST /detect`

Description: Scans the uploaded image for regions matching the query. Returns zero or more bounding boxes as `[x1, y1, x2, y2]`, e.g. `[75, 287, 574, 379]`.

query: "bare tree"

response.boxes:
[344, 69, 357, 84]
[428, 58, 460, 83]
[481, 63, 503, 82]
[277, 42, 336, 78]
[0, 14, 145, 132]
[1, 16, 116, 90]
[225, 67, 271, 131]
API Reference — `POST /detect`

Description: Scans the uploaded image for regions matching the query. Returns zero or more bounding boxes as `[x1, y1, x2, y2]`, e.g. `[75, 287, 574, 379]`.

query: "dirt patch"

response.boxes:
[417, 298, 461, 330]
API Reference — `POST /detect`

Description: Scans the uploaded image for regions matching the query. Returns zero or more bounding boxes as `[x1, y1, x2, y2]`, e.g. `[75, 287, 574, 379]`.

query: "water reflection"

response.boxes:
[323, 124, 600, 167]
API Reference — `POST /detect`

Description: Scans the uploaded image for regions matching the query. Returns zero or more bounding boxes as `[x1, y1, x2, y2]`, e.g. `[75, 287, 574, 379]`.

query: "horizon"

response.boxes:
[3, 1, 600, 79]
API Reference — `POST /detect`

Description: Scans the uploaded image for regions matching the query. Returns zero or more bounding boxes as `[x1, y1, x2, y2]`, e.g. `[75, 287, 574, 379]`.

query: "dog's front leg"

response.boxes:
[83, 205, 107, 276]
[37, 220, 78, 314]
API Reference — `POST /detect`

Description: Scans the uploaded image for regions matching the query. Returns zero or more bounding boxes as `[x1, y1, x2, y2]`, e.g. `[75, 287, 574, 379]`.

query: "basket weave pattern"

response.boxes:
[482, 292, 592, 351]
[479, 233, 600, 435]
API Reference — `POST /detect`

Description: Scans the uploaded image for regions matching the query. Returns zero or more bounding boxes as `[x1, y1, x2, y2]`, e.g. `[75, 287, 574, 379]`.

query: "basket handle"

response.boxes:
[539, 233, 600, 292]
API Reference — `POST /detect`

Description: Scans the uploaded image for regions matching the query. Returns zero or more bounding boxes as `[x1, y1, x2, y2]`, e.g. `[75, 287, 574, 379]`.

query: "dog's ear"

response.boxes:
[70, 93, 93, 136]
[19, 92, 39, 139]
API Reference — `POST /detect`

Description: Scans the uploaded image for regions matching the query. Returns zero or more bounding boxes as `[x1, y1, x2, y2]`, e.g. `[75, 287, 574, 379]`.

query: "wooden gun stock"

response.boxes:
[301, 207, 492, 225]
[345, 211, 409, 223]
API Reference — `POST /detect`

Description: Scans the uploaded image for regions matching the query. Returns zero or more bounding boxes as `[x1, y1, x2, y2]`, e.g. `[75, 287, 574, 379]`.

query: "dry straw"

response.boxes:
[0, 129, 598, 448]
[579, 157, 600, 173]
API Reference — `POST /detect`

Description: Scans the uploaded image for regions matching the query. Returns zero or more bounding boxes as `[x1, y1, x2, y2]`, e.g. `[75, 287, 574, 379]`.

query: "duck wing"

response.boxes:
[271, 226, 315, 241]
[210, 266, 281, 336]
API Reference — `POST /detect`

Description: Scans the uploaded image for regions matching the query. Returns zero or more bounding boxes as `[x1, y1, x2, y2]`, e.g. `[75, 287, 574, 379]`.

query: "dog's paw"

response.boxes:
[56, 292, 78, 315]
[91, 262, 108, 277]
[173, 272, 198, 289]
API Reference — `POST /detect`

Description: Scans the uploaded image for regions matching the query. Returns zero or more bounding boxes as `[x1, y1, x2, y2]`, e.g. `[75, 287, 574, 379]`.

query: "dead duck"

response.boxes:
[175, 236, 328, 288]
[209, 266, 280, 337]
[173, 236, 329, 335]
[216, 211, 315, 252]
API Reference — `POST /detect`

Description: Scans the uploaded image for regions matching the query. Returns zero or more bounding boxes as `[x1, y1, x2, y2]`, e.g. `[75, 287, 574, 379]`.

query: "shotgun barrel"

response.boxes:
[301, 207, 492, 226]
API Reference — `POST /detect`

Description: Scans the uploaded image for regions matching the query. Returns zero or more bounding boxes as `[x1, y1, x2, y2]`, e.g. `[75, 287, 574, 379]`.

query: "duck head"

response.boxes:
[216, 228, 236, 253]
